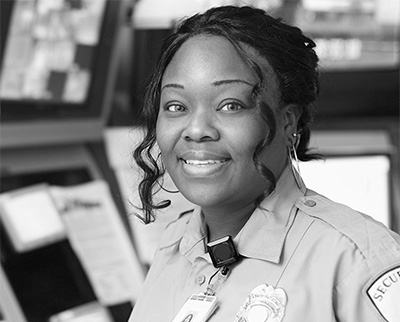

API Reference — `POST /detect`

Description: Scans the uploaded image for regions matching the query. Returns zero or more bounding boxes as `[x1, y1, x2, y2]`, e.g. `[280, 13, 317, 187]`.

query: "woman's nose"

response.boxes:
[182, 109, 220, 142]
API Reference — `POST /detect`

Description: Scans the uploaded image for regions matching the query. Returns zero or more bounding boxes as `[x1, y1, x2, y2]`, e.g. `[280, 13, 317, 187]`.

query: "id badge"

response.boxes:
[171, 293, 218, 322]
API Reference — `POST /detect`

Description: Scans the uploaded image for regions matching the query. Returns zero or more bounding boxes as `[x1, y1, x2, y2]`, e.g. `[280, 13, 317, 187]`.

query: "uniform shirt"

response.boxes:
[128, 166, 400, 322]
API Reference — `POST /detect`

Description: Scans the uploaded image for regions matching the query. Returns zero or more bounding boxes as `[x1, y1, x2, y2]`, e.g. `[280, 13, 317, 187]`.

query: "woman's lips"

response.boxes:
[179, 151, 231, 177]
[180, 150, 230, 161]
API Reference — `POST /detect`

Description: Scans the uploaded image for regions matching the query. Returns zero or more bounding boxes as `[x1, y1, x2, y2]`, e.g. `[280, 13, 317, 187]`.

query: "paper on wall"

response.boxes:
[50, 180, 145, 305]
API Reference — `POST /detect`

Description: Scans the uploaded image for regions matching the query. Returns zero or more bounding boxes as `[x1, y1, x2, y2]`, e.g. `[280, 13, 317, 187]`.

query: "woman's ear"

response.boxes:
[283, 104, 301, 146]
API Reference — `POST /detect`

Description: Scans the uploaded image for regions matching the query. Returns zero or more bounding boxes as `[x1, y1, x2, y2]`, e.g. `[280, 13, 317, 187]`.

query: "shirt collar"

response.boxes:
[235, 166, 306, 263]
[179, 206, 208, 262]
[176, 165, 306, 264]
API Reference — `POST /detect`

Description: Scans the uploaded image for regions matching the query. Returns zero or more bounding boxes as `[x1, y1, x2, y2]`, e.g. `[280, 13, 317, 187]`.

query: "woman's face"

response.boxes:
[156, 35, 289, 212]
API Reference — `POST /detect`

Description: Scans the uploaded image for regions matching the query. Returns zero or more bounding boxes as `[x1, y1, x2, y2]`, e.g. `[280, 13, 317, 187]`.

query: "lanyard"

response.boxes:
[204, 266, 231, 296]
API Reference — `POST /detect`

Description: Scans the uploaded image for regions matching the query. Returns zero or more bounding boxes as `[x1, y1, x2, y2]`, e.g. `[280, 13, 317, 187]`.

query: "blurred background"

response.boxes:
[0, 0, 399, 321]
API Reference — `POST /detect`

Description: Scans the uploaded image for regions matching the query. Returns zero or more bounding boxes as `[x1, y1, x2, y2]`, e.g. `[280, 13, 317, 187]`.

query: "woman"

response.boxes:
[129, 6, 400, 322]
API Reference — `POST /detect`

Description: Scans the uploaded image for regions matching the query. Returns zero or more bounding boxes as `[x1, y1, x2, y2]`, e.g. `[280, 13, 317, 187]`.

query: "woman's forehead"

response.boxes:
[161, 35, 281, 101]
[163, 36, 255, 83]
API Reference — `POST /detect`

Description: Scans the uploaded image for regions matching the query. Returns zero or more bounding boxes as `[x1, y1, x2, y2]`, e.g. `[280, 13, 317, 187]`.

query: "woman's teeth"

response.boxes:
[183, 159, 227, 165]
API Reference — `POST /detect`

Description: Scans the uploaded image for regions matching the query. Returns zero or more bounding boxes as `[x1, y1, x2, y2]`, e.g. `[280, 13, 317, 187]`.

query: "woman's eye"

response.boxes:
[165, 104, 186, 112]
[219, 102, 244, 112]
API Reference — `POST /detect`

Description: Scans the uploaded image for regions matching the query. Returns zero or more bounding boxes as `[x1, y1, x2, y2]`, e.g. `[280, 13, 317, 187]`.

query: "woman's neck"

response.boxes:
[202, 202, 257, 242]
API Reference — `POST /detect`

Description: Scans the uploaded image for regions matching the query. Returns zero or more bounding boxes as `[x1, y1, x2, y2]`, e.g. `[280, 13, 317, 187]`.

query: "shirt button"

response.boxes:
[305, 199, 316, 207]
[195, 275, 206, 286]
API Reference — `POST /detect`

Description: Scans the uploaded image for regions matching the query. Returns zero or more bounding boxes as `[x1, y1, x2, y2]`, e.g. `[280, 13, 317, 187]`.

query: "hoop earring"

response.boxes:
[156, 176, 180, 194]
[159, 184, 180, 194]
[157, 152, 180, 194]
[288, 133, 304, 190]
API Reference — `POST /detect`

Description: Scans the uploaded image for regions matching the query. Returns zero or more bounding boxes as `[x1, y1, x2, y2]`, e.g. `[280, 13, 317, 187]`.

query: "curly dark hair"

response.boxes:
[134, 5, 320, 223]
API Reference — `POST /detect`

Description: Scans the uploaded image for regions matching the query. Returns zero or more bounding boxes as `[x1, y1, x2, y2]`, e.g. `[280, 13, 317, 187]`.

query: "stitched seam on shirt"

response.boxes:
[333, 259, 367, 289]
[303, 212, 367, 264]
[299, 208, 368, 288]
[275, 214, 315, 286]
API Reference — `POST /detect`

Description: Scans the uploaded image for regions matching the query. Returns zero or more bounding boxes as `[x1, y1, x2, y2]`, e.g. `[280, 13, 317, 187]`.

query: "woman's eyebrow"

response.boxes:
[213, 79, 254, 87]
[161, 79, 254, 92]
[161, 83, 184, 92]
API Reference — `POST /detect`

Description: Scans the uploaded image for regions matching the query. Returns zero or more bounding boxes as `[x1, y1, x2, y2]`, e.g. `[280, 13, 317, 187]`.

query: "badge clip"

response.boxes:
[207, 235, 239, 268]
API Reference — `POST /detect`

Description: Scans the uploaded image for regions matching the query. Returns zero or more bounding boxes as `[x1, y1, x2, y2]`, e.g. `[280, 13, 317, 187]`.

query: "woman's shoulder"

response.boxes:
[293, 191, 400, 321]
[294, 190, 400, 265]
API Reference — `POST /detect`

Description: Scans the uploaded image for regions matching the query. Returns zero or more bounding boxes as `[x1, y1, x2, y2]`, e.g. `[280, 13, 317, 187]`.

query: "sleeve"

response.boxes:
[298, 194, 400, 322]
[362, 265, 400, 322]
[334, 262, 400, 322]
[331, 221, 400, 322]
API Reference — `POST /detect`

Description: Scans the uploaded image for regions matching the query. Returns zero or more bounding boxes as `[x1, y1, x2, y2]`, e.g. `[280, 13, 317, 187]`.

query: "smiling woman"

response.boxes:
[156, 36, 281, 232]
[129, 5, 400, 322]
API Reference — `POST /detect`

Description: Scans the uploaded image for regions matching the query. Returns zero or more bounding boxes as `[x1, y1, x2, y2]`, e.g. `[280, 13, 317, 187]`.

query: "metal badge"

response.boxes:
[235, 284, 287, 322]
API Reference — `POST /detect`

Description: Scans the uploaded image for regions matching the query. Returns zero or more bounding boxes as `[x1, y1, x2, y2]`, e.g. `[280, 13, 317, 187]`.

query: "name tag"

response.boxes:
[366, 266, 400, 322]
[171, 294, 218, 322]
